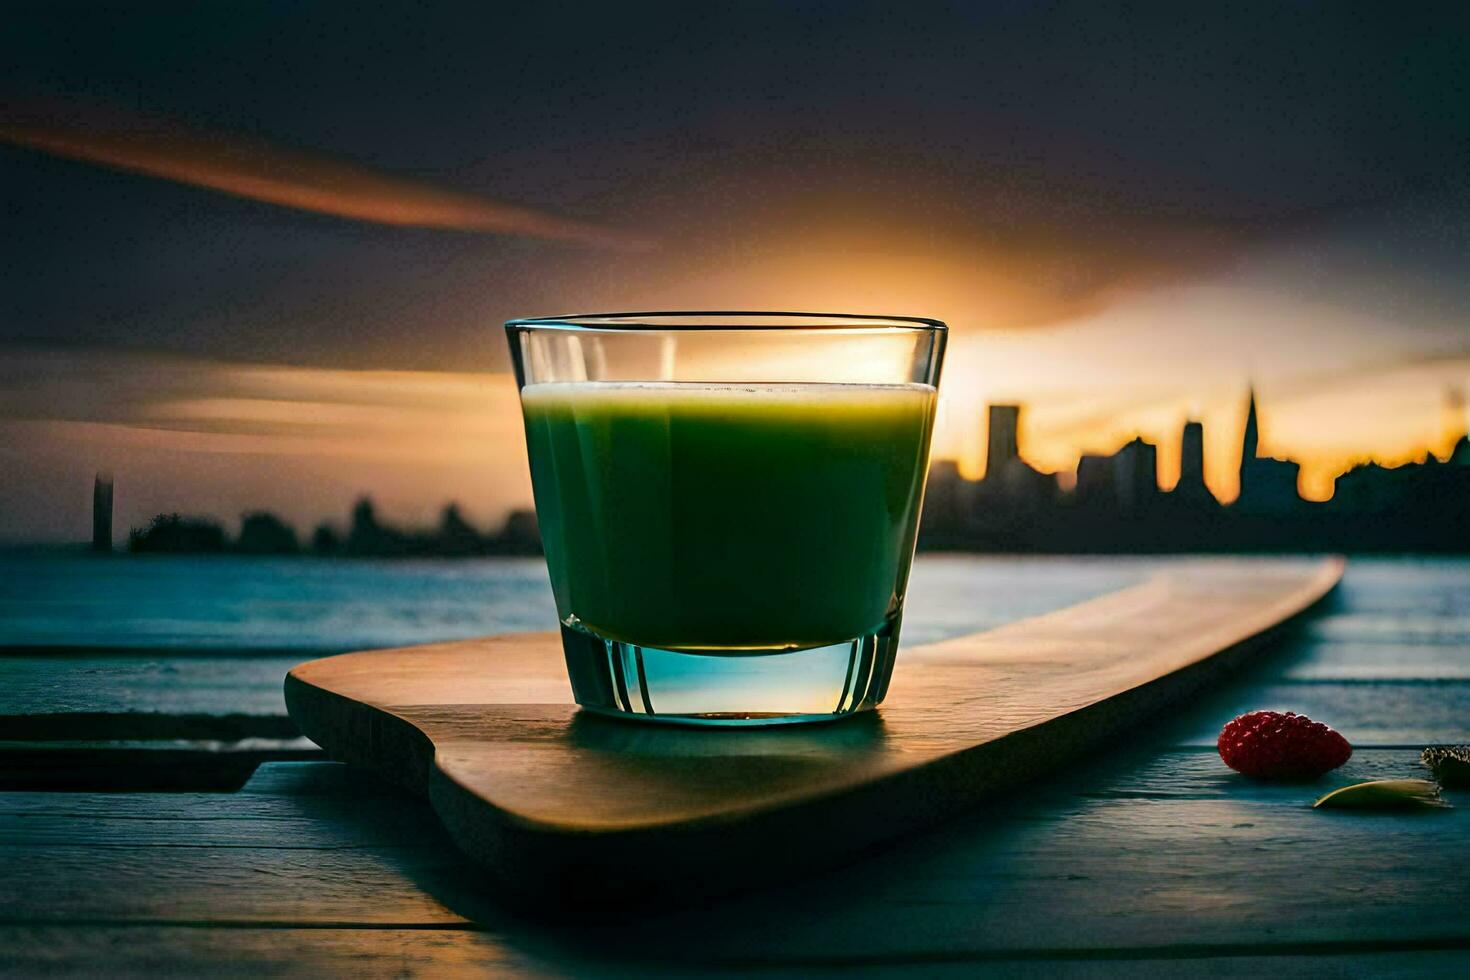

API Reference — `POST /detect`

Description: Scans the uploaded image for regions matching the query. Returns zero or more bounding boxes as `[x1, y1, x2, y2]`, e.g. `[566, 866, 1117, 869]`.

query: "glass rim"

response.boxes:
[505, 310, 947, 333]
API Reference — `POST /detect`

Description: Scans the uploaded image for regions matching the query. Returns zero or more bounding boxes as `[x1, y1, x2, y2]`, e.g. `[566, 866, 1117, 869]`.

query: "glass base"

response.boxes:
[559, 619, 899, 726]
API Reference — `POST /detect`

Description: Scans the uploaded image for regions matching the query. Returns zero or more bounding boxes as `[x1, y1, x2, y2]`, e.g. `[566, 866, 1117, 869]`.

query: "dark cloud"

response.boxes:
[3, 1, 1468, 369]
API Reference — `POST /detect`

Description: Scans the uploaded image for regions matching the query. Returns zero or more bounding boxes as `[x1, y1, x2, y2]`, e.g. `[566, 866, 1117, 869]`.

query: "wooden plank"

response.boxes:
[1, 927, 1466, 979]
[0, 714, 320, 791]
[0, 765, 485, 927]
[1170, 681, 1470, 747]
[0, 846, 477, 926]
[623, 798, 1469, 963]
[0, 927, 540, 979]
[0, 752, 1439, 850]
[0, 741, 318, 792]
[3, 753, 1465, 966]
[285, 559, 1342, 907]
[1276, 640, 1470, 681]
[1306, 610, 1470, 645]
[0, 770, 434, 847]
[0, 655, 303, 716]
[0, 714, 300, 740]
[1029, 748, 1444, 801]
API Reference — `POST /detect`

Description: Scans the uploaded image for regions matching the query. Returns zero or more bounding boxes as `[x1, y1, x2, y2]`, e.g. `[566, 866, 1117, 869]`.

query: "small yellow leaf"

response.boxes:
[1313, 779, 1448, 810]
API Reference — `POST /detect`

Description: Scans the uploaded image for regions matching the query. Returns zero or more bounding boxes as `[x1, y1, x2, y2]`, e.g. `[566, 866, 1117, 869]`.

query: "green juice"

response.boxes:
[519, 381, 937, 652]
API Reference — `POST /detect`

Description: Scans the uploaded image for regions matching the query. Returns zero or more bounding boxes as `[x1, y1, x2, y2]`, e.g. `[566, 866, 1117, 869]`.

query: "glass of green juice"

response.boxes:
[505, 312, 946, 725]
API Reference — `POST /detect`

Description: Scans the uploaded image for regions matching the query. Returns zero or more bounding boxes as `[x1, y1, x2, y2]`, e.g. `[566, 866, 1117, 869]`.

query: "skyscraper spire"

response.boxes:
[1235, 387, 1302, 512]
[1242, 386, 1260, 465]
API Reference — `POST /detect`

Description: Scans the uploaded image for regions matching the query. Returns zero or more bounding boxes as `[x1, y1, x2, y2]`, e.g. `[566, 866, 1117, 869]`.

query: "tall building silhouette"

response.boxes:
[1236, 389, 1302, 513]
[1074, 454, 1116, 503]
[1175, 421, 1209, 501]
[1112, 438, 1159, 511]
[981, 404, 1054, 511]
[987, 405, 1020, 472]
[1242, 390, 1260, 463]
[91, 473, 113, 553]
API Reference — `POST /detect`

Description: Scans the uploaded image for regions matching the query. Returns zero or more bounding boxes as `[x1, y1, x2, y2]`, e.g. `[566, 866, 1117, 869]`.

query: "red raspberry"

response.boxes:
[1217, 710, 1352, 780]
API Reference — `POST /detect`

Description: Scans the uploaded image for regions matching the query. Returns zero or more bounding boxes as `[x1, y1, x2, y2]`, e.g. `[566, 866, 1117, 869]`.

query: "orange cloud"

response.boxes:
[0, 109, 649, 250]
[0, 348, 534, 542]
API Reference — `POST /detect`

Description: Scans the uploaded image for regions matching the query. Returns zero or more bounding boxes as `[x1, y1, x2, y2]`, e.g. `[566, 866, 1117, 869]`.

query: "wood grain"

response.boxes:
[9, 558, 1467, 977]
[285, 558, 1343, 907]
[5, 928, 1464, 980]
[0, 928, 537, 980]
[4, 749, 1466, 975]
[2, 927, 1466, 980]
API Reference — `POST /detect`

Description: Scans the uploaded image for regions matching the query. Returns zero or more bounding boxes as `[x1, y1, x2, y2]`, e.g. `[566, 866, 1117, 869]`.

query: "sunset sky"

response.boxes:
[2, 3, 1468, 542]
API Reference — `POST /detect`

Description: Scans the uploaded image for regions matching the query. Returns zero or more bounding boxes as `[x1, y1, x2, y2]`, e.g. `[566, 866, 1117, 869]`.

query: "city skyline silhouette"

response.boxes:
[79, 384, 1470, 557]
[923, 389, 1470, 552]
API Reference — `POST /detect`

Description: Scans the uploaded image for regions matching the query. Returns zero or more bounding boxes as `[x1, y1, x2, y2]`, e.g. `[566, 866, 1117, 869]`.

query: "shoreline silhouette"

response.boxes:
[124, 497, 542, 558]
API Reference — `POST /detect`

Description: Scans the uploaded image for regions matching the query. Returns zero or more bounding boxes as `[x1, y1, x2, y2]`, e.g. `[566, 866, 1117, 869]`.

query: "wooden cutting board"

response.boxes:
[285, 558, 1342, 910]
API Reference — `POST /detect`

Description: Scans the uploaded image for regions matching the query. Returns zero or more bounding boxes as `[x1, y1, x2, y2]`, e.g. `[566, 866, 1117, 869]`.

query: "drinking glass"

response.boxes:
[506, 312, 946, 725]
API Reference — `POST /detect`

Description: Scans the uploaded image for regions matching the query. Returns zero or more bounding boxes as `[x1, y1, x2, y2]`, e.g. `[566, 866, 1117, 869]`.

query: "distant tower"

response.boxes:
[1112, 438, 1159, 511]
[986, 405, 1021, 474]
[91, 473, 114, 553]
[1177, 421, 1208, 500]
[1236, 387, 1302, 512]
[1237, 388, 1261, 504]
[1241, 388, 1261, 467]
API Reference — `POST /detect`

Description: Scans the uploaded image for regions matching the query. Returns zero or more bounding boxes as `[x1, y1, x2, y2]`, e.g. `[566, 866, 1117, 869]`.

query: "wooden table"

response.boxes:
[4, 557, 1468, 977]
